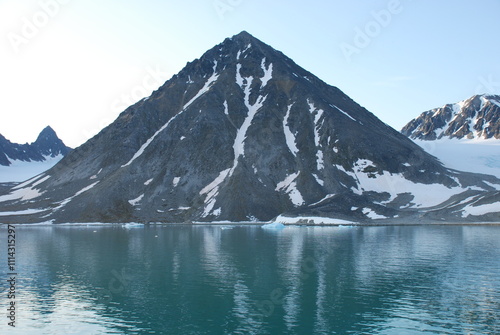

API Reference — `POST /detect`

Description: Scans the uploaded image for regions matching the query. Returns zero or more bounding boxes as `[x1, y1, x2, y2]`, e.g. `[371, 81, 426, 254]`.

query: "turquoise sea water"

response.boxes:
[1, 224, 499, 334]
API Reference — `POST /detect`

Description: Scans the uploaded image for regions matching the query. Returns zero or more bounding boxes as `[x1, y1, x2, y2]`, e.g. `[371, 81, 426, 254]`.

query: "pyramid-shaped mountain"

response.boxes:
[1, 32, 499, 224]
[402, 94, 500, 140]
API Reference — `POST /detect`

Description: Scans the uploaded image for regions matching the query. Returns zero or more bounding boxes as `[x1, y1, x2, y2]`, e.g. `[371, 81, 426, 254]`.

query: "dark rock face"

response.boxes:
[0, 126, 71, 166]
[1, 32, 499, 224]
[31, 126, 72, 158]
[0, 134, 44, 165]
[402, 95, 500, 140]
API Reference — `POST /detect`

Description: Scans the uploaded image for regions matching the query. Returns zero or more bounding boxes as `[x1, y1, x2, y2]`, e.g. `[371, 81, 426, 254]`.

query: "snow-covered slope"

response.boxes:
[400, 96, 500, 222]
[0, 126, 71, 182]
[0, 155, 64, 182]
[414, 139, 500, 178]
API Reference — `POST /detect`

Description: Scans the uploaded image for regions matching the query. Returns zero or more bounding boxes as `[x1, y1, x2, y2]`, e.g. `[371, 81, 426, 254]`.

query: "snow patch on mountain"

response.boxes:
[236, 64, 244, 87]
[308, 100, 325, 171]
[283, 104, 299, 156]
[260, 58, 273, 87]
[200, 168, 231, 196]
[55, 182, 100, 210]
[231, 64, 267, 174]
[311, 194, 335, 206]
[491, 99, 500, 109]
[462, 202, 500, 218]
[332, 104, 358, 123]
[172, 177, 181, 187]
[276, 172, 304, 206]
[12, 173, 46, 190]
[312, 173, 324, 186]
[0, 173, 50, 202]
[0, 208, 48, 216]
[129, 194, 144, 206]
[90, 168, 103, 180]
[122, 61, 220, 167]
[232, 79, 266, 165]
[362, 208, 387, 220]
[338, 159, 466, 208]
[0, 183, 44, 202]
[242, 43, 251, 54]
[199, 62, 271, 217]
[200, 168, 231, 217]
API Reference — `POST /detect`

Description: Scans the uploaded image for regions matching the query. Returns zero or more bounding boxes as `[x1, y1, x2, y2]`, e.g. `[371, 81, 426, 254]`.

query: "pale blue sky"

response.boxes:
[1, 0, 499, 147]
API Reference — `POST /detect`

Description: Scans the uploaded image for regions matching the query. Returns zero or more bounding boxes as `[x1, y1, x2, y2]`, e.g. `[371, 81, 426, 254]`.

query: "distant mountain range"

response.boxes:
[401, 94, 500, 181]
[0, 126, 71, 165]
[0, 126, 71, 182]
[0, 32, 499, 224]
[402, 95, 500, 140]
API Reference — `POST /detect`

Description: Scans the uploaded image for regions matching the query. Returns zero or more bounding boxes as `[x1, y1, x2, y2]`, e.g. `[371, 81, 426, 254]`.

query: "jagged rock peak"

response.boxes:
[178, 31, 280, 75]
[36, 126, 58, 139]
[228, 30, 262, 44]
[0, 126, 71, 166]
[32, 125, 72, 157]
[402, 94, 500, 140]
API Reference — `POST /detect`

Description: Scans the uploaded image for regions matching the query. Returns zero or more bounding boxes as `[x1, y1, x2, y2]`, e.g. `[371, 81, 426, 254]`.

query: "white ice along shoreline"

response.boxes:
[274, 215, 356, 225]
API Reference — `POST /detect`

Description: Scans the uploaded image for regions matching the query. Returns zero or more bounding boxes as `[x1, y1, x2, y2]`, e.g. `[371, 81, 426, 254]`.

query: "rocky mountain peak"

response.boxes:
[1, 33, 499, 224]
[402, 94, 500, 140]
[36, 125, 57, 140]
[32, 126, 71, 157]
[0, 126, 71, 167]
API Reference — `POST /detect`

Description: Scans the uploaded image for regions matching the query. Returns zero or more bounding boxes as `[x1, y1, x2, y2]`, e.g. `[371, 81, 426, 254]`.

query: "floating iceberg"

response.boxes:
[261, 222, 286, 230]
